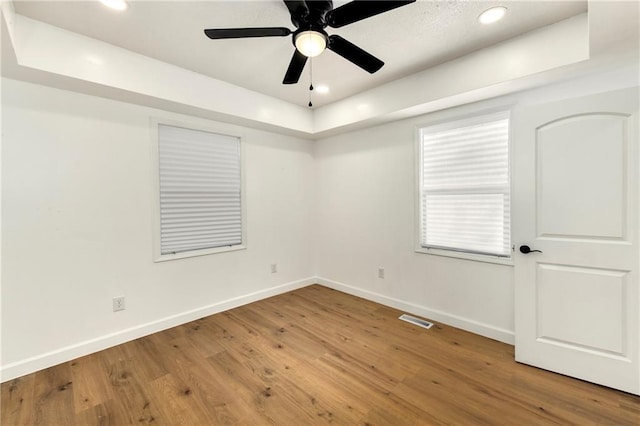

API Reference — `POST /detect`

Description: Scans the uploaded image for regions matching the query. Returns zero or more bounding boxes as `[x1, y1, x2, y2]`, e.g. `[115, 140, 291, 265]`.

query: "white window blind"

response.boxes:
[158, 124, 242, 255]
[419, 113, 510, 257]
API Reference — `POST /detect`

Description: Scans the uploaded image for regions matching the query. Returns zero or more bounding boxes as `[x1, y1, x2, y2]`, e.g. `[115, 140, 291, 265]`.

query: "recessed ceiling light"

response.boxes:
[315, 85, 330, 94]
[478, 6, 507, 25]
[99, 0, 128, 11]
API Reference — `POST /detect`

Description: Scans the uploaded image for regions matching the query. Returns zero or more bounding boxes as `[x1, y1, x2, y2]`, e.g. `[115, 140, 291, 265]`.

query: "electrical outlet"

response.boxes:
[113, 296, 125, 312]
[270, 263, 278, 273]
[378, 268, 385, 279]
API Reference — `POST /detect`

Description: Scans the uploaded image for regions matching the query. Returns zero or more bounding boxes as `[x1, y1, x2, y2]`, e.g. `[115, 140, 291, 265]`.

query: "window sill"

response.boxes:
[415, 246, 514, 266]
[154, 244, 246, 262]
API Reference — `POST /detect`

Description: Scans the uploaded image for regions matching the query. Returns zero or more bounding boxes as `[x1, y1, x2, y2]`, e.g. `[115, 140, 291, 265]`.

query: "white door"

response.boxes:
[513, 87, 639, 395]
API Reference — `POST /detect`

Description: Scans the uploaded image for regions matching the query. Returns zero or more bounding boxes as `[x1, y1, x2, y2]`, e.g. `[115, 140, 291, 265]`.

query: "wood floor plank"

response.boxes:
[2, 284, 639, 425]
[204, 349, 281, 424]
[164, 336, 245, 423]
[73, 401, 113, 426]
[69, 353, 116, 413]
[179, 320, 227, 359]
[227, 334, 367, 424]
[31, 362, 75, 425]
[104, 359, 165, 425]
[1, 375, 36, 425]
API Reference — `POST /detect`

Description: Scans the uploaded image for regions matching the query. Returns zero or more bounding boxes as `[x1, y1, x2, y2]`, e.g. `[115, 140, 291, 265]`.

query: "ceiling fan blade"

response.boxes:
[283, 50, 308, 84]
[326, 0, 416, 28]
[204, 27, 291, 39]
[327, 34, 383, 73]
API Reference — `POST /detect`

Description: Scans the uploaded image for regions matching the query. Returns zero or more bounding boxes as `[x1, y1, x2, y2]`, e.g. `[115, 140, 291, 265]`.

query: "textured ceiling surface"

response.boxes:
[13, 0, 587, 108]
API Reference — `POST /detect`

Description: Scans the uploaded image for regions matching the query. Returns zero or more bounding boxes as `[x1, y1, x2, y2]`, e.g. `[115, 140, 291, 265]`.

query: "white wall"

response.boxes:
[3, 64, 638, 381]
[313, 66, 640, 344]
[313, 116, 515, 342]
[1, 78, 315, 380]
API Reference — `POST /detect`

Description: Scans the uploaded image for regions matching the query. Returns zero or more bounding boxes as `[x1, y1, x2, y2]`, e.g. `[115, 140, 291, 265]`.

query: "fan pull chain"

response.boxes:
[308, 57, 313, 108]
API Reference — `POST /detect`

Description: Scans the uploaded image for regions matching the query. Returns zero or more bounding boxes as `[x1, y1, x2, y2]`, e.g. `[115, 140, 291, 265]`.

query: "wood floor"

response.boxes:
[2, 285, 639, 425]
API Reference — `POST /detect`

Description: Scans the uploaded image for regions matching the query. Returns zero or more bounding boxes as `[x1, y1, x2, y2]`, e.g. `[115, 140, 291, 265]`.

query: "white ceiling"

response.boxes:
[13, 0, 587, 108]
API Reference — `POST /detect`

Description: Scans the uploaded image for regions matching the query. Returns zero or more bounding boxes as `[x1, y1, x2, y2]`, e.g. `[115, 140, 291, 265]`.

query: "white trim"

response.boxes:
[0, 276, 515, 381]
[149, 117, 247, 262]
[0, 277, 315, 383]
[154, 244, 247, 262]
[316, 276, 515, 345]
[415, 246, 514, 266]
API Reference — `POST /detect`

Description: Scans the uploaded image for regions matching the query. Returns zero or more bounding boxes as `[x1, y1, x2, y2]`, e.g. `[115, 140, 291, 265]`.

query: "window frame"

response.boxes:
[414, 109, 514, 265]
[151, 118, 246, 262]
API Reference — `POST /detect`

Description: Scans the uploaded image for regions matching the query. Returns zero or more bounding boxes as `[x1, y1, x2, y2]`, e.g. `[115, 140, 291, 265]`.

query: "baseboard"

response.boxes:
[2, 275, 515, 382]
[315, 276, 515, 345]
[0, 276, 315, 383]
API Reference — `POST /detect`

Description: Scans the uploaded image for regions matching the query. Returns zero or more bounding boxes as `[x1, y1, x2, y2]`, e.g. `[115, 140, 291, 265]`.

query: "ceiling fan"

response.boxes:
[204, 0, 416, 85]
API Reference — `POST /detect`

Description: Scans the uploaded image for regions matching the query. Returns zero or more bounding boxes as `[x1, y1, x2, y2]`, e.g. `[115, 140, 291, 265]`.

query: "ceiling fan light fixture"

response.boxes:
[478, 6, 507, 25]
[294, 30, 327, 58]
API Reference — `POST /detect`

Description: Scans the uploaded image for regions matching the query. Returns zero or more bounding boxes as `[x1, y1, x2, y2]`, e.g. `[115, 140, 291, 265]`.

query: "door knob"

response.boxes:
[519, 245, 542, 254]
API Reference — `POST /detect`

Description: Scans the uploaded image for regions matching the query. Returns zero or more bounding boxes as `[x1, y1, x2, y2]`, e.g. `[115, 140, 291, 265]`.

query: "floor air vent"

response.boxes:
[399, 314, 434, 330]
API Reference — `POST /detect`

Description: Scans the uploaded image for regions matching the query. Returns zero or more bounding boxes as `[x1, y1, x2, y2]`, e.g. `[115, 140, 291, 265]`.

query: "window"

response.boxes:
[155, 123, 244, 260]
[417, 111, 510, 259]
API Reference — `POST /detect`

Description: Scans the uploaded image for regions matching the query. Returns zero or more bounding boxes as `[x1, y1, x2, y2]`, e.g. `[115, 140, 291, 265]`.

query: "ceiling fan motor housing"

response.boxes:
[289, 0, 333, 29]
